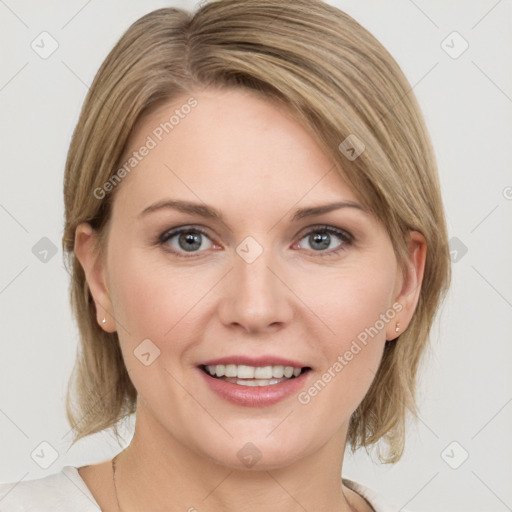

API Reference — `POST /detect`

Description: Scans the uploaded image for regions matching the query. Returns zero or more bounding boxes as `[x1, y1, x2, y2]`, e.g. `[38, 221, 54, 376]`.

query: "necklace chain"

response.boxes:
[112, 453, 123, 512]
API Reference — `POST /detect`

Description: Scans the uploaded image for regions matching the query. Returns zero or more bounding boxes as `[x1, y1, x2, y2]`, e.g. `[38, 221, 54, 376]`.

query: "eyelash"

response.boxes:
[158, 224, 354, 259]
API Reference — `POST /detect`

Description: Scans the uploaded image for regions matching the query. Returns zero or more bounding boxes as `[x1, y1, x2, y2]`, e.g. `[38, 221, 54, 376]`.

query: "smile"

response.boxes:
[198, 363, 312, 406]
[202, 364, 307, 386]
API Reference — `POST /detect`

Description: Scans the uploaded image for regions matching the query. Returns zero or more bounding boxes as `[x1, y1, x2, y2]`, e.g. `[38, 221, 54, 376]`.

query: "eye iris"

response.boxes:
[309, 232, 330, 250]
[179, 232, 202, 251]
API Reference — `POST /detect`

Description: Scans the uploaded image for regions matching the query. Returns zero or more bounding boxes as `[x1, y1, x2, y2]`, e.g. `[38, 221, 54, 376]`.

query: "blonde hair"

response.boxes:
[62, 0, 451, 463]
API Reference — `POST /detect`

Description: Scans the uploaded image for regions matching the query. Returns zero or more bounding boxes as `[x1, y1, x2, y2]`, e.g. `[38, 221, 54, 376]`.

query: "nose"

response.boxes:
[217, 244, 294, 334]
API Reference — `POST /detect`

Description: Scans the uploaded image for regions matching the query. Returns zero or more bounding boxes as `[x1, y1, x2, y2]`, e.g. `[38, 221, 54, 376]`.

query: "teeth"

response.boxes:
[272, 365, 284, 378]
[205, 364, 303, 379]
[236, 378, 285, 387]
[238, 365, 256, 379]
[254, 366, 273, 379]
[225, 364, 237, 377]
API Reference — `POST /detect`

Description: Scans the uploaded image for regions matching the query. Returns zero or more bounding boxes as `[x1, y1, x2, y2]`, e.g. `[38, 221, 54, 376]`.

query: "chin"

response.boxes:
[196, 433, 316, 472]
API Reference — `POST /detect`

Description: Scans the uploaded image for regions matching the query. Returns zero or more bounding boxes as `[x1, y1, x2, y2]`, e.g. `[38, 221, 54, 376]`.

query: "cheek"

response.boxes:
[301, 258, 396, 395]
[301, 256, 396, 339]
[107, 253, 207, 403]
[108, 249, 213, 351]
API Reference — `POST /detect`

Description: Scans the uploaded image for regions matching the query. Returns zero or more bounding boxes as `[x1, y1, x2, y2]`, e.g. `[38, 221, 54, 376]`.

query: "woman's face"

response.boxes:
[77, 87, 424, 470]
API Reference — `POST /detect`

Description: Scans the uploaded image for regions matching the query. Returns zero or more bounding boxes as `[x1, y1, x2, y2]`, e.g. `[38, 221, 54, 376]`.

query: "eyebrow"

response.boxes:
[138, 199, 366, 226]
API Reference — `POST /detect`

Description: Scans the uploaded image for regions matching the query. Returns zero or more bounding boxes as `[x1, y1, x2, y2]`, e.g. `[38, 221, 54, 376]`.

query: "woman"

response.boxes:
[0, 0, 450, 510]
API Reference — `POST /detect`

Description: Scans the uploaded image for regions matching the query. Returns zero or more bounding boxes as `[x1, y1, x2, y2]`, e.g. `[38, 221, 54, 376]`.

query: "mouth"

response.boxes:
[199, 364, 312, 387]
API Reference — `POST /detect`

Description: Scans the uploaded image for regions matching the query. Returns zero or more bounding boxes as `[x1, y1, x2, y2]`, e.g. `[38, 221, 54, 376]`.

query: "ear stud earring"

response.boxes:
[395, 322, 400, 333]
[101, 317, 106, 324]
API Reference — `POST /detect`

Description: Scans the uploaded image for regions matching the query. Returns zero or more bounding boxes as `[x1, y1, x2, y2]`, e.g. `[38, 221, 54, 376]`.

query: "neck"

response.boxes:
[113, 403, 359, 512]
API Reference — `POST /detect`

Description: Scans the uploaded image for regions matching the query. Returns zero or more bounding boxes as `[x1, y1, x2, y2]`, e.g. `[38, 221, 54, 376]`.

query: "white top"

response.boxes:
[0, 465, 405, 512]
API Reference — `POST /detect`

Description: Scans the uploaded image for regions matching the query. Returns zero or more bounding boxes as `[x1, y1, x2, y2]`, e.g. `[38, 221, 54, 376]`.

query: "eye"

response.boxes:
[159, 226, 214, 257]
[295, 225, 353, 257]
[158, 224, 354, 258]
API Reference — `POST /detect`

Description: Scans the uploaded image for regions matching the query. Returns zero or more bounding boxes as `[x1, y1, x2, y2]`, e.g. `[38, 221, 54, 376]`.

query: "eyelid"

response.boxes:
[292, 224, 354, 257]
[294, 224, 353, 243]
[159, 225, 216, 246]
[158, 223, 355, 257]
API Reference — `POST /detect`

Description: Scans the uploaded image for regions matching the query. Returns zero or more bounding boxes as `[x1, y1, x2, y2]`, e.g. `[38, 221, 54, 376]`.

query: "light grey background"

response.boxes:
[1, 1, 511, 511]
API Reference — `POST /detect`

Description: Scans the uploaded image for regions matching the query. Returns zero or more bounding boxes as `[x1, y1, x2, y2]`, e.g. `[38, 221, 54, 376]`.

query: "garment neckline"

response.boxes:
[62, 465, 102, 507]
[65, 465, 377, 512]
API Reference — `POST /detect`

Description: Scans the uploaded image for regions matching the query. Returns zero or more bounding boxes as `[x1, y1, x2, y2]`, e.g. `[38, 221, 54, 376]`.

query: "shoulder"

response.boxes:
[343, 478, 405, 512]
[0, 466, 100, 511]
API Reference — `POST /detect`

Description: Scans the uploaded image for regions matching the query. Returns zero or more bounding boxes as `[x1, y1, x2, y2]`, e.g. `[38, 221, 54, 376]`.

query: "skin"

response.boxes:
[74, 87, 426, 512]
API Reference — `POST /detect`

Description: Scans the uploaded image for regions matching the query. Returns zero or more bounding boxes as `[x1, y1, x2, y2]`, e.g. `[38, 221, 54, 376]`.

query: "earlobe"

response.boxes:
[74, 222, 114, 332]
[386, 231, 427, 341]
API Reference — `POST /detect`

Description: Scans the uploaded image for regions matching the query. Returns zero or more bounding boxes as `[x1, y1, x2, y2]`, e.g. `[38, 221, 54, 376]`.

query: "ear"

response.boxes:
[74, 222, 116, 333]
[386, 230, 427, 341]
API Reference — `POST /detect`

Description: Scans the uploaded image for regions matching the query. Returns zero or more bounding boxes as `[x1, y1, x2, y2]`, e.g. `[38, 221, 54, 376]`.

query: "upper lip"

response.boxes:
[199, 355, 309, 368]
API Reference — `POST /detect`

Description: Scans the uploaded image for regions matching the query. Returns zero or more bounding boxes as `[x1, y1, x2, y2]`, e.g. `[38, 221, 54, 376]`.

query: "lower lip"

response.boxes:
[198, 367, 311, 407]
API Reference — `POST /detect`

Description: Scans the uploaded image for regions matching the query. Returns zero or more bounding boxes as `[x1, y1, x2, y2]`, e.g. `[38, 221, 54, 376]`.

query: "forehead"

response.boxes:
[112, 87, 362, 219]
